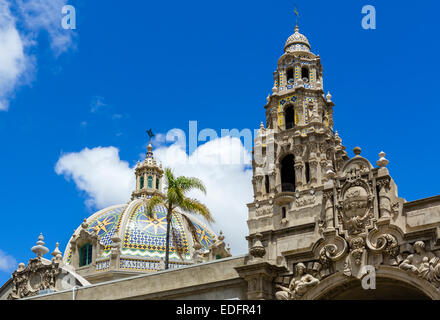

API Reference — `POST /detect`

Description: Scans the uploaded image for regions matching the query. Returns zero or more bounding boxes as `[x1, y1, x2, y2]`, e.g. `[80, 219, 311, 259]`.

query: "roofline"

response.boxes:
[22, 254, 247, 300]
[403, 194, 440, 209]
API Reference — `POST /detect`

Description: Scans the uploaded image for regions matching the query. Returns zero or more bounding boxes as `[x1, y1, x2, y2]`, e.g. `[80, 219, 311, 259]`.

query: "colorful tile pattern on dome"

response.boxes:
[65, 205, 126, 264]
[286, 44, 310, 52]
[122, 203, 190, 261]
[191, 220, 216, 249]
[87, 205, 126, 247]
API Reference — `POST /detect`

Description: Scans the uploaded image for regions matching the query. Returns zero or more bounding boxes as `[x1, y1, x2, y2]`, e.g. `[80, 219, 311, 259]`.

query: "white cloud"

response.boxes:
[17, 0, 75, 56]
[0, 0, 30, 111]
[154, 136, 253, 255]
[0, 249, 16, 273]
[55, 147, 135, 209]
[56, 137, 253, 255]
[0, 0, 75, 111]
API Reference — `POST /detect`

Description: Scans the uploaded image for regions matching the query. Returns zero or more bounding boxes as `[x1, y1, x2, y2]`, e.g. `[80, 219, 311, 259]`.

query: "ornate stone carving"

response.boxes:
[343, 236, 367, 278]
[295, 192, 316, 207]
[249, 233, 266, 261]
[320, 191, 334, 231]
[399, 241, 440, 288]
[336, 181, 374, 235]
[349, 237, 365, 266]
[315, 235, 348, 278]
[293, 145, 303, 157]
[8, 257, 61, 300]
[275, 263, 319, 300]
[377, 178, 391, 219]
[255, 205, 272, 217]
[366, 232, 401, 265]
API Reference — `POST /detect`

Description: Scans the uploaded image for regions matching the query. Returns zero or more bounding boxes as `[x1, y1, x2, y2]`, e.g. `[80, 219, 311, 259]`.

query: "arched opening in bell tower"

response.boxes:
[285, 106, 295, 129]
[286, 68, 294, 84]
[281, 154, 295, 192]
[301, 66, 309, 82]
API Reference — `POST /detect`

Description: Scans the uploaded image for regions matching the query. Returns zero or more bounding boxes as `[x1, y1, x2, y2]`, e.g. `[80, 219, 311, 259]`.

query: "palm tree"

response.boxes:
[145, 168, 214, 270]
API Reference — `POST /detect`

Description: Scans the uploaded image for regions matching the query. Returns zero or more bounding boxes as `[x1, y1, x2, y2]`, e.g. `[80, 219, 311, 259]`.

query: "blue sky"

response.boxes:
[0, 0, 439, 284]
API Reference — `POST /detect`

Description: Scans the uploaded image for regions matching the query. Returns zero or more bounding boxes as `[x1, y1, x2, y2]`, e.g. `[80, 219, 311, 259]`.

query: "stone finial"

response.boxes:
[249, 233, 266, 260]
[377, 151, 389, 168]
[193, 241, 203, 251]
[51, 242, 61, 257]
[218, 231, 225, 241]
[31, 233, 49, 258]
[353, 146, 361, 156]
[326, 91, 332, 102]
[335, 131, 341, 143]
[81, 218, 88, 229]
[325, 161, 335, 179]
[272, 86, 277, 93]
[316, 79, 322, 89]
[260, 122, 265, 130]
[51, 242, 63, 262]
[17, 263, 25, 272]
[267, 94, 271, 102]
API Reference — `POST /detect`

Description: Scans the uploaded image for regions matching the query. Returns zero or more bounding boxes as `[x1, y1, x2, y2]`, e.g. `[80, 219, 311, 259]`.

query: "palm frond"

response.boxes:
[175, 176, 207, 194]
[181, 213, 201, 245]
[164, 168, 175, 190]
[144, 195, 164, 217]
[179, 197, 214, 223]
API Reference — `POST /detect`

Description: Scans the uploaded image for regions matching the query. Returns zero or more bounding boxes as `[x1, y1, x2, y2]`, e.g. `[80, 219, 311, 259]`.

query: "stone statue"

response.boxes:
[399, 241, 440, 286]
[275, 263, 319, 300]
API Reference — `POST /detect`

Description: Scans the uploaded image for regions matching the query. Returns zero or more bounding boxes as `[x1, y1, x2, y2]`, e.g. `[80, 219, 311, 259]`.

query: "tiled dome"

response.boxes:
[63, 198, 217, 271]
[284, 25, 311, 53]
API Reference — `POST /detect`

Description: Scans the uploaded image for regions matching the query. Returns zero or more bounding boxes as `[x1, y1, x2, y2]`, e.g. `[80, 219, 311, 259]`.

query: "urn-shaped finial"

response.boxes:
[249, 233, 266, 260]
[326, 91, 332, 102]
[376, 151, 389, 168]
[31, 233, 49, 258]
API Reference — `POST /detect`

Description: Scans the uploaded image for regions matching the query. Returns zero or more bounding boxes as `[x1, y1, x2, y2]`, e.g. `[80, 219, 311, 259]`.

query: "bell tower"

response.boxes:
[131, 139, 164, 200]
[248, 22, 349, 261]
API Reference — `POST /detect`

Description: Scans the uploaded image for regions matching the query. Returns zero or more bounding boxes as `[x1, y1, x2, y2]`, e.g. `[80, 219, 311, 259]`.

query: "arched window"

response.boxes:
[301, 67, 309, 82]
[79, 243, 92, 267]
[305, 162, 311, 183]
[286, 68, 294, 84]
[285, 106, 295, 129]
[139, 176, 144, 189]
[281, 154, 295, 192]
[282, 207, 287, 219]
[147, 176, 153, 189]
[156, 177, 160, 190]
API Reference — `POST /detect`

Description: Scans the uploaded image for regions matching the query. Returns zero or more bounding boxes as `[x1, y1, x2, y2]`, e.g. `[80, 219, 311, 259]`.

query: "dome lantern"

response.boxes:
[131, 135, 164, 200]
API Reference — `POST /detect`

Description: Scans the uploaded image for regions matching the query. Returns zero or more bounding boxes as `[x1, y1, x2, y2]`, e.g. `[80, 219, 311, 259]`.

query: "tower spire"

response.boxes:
[132, 129, 164, 200]
[146, 128, 155, 158]
[294, 5, 299, 30]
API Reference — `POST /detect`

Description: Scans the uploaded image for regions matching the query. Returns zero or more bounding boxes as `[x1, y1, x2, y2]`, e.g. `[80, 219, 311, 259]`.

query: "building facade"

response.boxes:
[1, 22, 440, 300]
